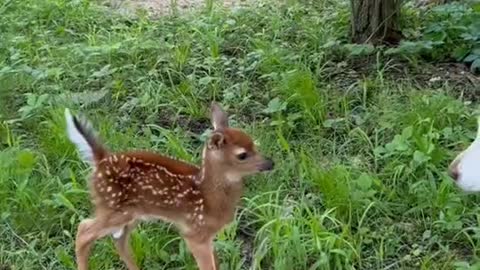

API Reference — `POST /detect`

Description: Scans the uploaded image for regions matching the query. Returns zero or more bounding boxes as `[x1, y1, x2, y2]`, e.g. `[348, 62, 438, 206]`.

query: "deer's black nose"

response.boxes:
[259, 159, 274, 171]
[448, 167, 459, 181]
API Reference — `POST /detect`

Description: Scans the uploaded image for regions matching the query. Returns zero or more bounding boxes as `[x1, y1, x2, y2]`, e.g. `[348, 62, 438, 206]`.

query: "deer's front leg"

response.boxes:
[184, 235, 218, 270]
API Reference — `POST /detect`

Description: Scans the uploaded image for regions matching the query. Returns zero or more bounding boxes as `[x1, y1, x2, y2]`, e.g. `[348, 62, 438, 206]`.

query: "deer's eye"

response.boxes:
[236, 152, 248, 161]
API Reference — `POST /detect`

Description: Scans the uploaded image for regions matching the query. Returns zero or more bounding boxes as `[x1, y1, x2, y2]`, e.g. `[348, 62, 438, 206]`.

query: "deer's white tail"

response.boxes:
[65, 109, 107, 165]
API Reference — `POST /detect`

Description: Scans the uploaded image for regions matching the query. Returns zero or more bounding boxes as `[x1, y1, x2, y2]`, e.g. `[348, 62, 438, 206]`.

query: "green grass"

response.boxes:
[1, 0, 480, 269]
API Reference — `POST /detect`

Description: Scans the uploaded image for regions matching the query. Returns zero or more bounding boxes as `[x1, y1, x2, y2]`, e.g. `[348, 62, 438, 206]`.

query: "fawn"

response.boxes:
[65, 102, 274, 270]
[449, 116, 480, 192]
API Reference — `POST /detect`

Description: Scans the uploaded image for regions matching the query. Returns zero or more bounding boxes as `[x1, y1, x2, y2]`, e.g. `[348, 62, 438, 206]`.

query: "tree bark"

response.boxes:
[351, 0, 403, 45]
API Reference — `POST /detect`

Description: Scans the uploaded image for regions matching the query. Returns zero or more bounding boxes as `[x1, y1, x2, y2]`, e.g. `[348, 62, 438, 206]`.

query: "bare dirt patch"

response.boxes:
[103, 0, 251, 16]
[325, 58, 480, 99]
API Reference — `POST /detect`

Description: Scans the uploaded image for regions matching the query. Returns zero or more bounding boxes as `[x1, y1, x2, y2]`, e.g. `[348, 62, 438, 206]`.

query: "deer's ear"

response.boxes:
[210, 102, 228, 130]
[208, 132, 225, 150]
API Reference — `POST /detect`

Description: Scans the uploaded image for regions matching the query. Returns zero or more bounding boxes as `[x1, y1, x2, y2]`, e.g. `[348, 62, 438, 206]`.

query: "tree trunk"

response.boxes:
[351, 0, 403, 45]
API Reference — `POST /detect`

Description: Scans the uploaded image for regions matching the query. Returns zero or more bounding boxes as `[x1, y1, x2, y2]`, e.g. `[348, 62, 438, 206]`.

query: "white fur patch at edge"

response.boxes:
[456, 116, 480, 192]
[457, 140, 480, 191]
[233, 147, 247, 155]
[65, 109, 94, 164]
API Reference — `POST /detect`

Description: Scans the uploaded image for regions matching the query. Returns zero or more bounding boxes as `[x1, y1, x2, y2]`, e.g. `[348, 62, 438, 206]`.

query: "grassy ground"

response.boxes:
[1, 0, 480, 269]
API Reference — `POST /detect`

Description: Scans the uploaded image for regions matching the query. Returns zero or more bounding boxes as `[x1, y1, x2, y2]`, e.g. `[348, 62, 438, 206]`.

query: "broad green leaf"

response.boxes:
[17, 150, 36, 169]
[471, 58, 480, 73]
[263, 98, 287, 114]
[357, 173, 373, 190]
[413, 150, 430, 164]
[464, 53, 479, 62]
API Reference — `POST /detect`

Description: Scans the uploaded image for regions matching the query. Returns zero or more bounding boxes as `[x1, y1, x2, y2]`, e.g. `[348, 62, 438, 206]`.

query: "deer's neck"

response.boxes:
[196, 155, 244, 221]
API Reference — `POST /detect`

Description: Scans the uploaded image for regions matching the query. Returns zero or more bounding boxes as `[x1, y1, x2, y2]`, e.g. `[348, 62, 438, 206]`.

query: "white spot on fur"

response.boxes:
[225, 171, 243, 183]
[112, 228, 123, 239]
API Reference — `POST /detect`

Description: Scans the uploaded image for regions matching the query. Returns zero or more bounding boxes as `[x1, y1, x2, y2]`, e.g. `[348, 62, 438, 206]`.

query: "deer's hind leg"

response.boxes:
[75, 211, 134, 270]
[113, 221, 139, 270]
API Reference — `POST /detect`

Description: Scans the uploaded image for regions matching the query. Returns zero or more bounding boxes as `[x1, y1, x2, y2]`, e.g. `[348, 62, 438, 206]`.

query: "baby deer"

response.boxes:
[65, 103, 274, 270]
